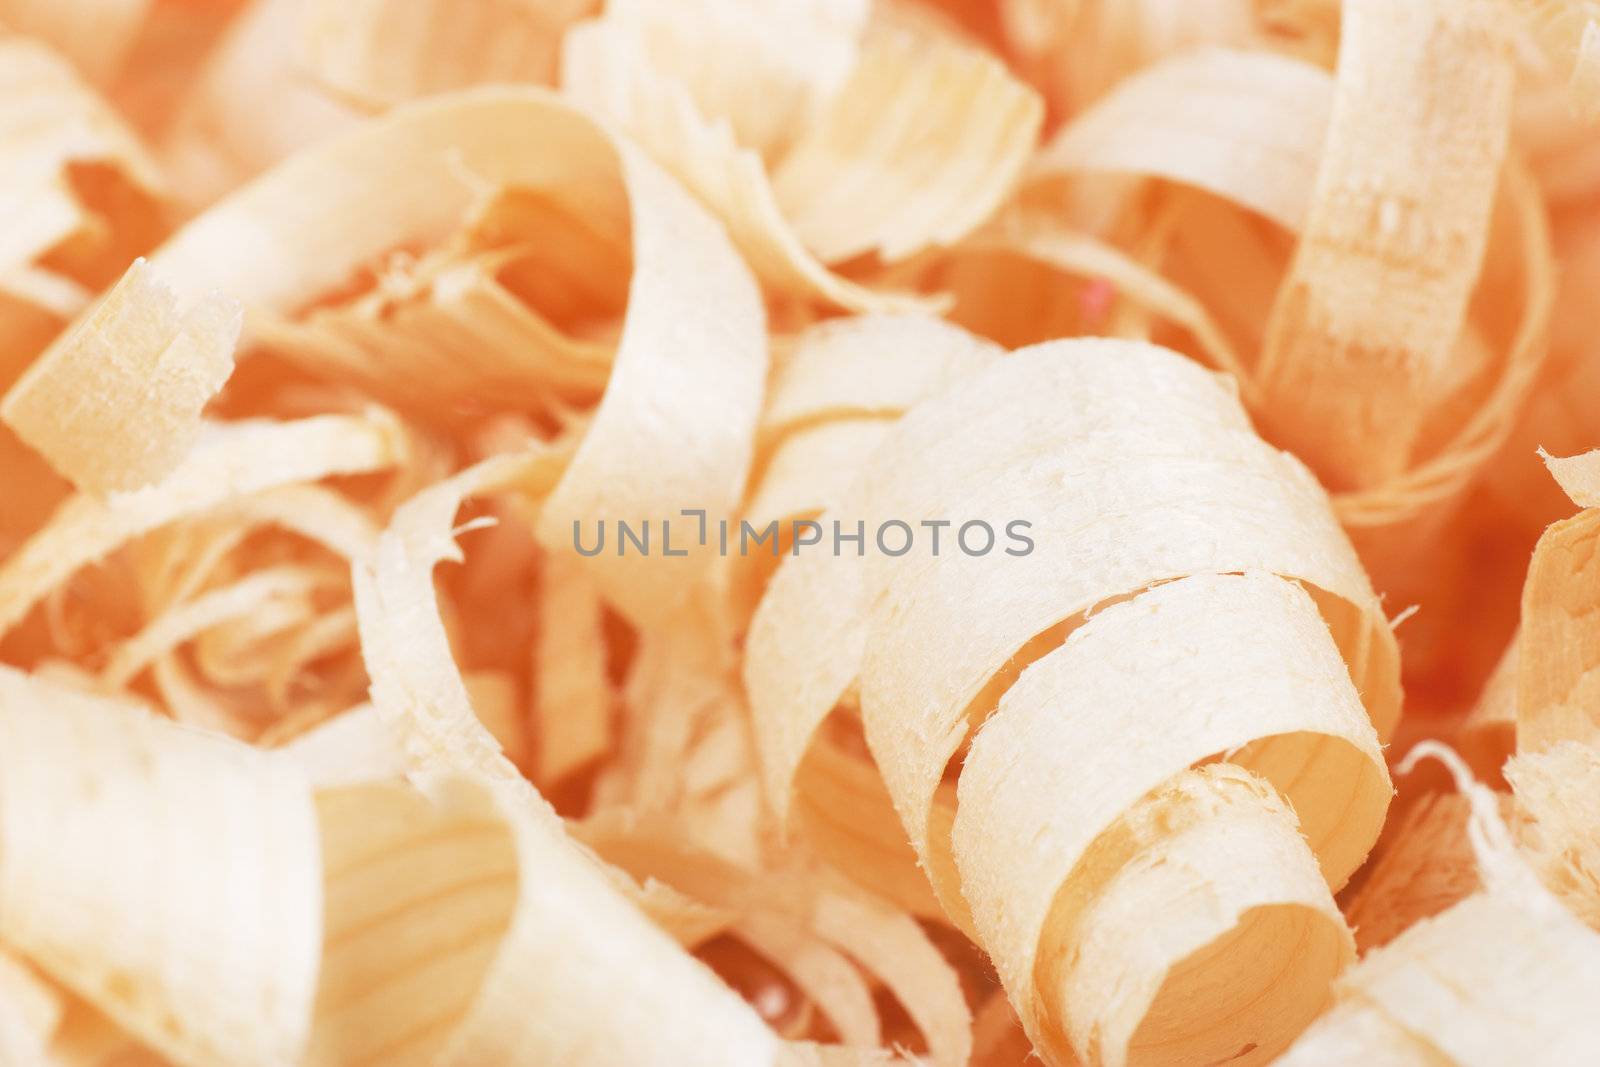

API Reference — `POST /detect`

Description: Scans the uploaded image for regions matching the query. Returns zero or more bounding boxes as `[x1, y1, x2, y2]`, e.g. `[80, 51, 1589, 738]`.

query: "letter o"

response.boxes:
[875, 520, 913, 557]
[959, 520, 996, 556]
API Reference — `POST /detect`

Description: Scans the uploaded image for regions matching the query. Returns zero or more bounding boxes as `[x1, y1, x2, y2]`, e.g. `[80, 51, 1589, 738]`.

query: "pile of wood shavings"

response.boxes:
[2, 1, 1600, 1065]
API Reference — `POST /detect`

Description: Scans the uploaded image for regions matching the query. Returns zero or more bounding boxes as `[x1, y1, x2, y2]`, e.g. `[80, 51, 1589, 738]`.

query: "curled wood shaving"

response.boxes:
[563, 0, 1040, 309]
[1508, 0, 1600, 119]
[0, 33, 163, 285]
[1279, 742, 1600, 1065]
[152, 89, 767, 624]
[1256, 0, 1517, 491]
[299, 0, 592, 109]
[0, 668, 322, 1067]
[0, 0, 151, 84]
[1032, 47, 1333, 233]
[0, 412, 405, 639]
[0, 2, 1597, 1062]
[2, 259, 239, 494]
[1516, 449, 1600, 751]
[1342, 792, 1500, 952]
[748, 340, 1398, 1066]
[0, 667, 847, 1067]
[1505, 740, 1600, 927]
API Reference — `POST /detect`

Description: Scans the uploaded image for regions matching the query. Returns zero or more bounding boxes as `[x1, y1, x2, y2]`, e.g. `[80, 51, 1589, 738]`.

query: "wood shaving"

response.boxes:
[1, 2, 1598, 1065]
